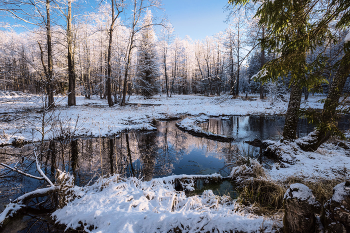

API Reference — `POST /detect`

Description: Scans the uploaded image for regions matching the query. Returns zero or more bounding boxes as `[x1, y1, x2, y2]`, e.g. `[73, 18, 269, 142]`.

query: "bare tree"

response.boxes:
[106, 0, 124, 107]
[120, 0, 161, 106]
[1, 0, 55, 108]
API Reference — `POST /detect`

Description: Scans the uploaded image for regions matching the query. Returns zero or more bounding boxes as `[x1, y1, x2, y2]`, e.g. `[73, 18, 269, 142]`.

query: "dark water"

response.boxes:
[0, 115, 348, 232]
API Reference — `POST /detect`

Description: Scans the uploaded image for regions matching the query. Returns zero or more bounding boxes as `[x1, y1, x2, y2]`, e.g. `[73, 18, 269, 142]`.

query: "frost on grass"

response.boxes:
[52, 174, 279, 233]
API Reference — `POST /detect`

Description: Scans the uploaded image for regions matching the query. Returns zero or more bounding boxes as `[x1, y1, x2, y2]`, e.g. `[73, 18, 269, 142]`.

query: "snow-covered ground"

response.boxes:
[267, 141, 350, 181]
[1, 92, 348, 184]
[0, 93, 325, 146]
[2, 92, 350, 232]
[52, 173, 281, 233]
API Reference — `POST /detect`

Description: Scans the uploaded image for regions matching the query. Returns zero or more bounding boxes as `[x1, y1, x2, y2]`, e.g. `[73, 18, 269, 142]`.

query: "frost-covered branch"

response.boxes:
[34, 149, 54, 187]
[0, 163, 45, 180]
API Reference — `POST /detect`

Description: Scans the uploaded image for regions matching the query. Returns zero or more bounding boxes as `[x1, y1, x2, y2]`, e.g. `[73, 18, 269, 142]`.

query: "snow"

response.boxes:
[251, 68, 268, 80]
[15, 186, 59, 203]
[0, 93, 326, 146]
[1, 92, 349, 231]
[345, 31, 350, 43]
[284, 183, 318, 205]
[176, 115, 234, 141]
[0, 185, 59, 226]
[52, 174, 280, 233]
[332, 182, 350, 202]
[267, 142, 350, 181]
[0, 203, 24, 226]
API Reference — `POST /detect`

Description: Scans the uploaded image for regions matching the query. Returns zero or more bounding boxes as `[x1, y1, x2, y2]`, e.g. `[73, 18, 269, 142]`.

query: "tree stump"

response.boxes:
[283, 183, 320, 233]
[322, 181, 350, 233]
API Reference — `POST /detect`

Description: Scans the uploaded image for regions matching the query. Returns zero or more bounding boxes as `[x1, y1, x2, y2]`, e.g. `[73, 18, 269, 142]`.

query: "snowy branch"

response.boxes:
[0, 163, 45, 180]
[34, 149, 54, 187]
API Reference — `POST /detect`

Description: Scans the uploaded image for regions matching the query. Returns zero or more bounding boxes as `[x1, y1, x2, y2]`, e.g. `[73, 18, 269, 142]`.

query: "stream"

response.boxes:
[1, 115, 349, 232]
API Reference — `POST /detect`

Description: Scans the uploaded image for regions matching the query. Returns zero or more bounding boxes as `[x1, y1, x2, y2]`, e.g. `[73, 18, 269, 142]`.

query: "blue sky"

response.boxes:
[161, 0, 229, 41]
[1, 0, 230, 41]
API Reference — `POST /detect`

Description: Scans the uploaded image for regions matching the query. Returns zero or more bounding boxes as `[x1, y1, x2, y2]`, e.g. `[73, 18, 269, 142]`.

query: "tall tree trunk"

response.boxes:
[84, 37, 91, 99]
[236, 26, 240, 97]
[164, 48, 169, 97]
[300, 50, 350, 151]
[46, 0, 54, 108]
[106, 0, 115, 107]
[67, 0, 76, 106]
[121, 46, 132, 106]
[283, 80, 303, 140]
[229, 44, 235, 95]
[282, 0, 307, 141]
[260, 26, 265, 99]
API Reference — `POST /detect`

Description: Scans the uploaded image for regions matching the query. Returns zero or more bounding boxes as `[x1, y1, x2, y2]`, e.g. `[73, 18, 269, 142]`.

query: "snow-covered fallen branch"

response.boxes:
[0, 151, 58, 227]
[0, 186, 59, 227]
[176, 115, 234, 142]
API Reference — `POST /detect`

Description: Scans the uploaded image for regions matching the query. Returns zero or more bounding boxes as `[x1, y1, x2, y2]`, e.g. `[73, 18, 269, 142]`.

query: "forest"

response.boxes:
[0, 0, 347, 105]
[0, 0, 350, 232]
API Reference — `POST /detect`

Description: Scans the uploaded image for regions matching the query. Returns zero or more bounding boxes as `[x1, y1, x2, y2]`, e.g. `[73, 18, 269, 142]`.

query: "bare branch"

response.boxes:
[0, 163, 45, 180]
[3, 10, 37, 25]
[34, 149, 54, 187]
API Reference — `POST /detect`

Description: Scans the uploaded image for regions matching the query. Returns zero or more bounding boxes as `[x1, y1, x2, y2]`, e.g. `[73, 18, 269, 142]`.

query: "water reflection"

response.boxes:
[1, 115, 349, 211]
[199, 115, 315, 141]
[1, 114, 350, 232]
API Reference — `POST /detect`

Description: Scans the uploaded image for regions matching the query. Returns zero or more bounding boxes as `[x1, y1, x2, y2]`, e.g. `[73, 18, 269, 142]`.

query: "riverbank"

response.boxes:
[1, 92, 350, 232]
[0, 92, 325, 146]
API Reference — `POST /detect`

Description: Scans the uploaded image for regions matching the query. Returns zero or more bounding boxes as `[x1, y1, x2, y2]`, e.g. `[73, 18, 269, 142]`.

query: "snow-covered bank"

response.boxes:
[52, 173, 281, 233]
[0, 93, 325, 146]
[266, 141, 350, 182]
[176, 115, 234, 142]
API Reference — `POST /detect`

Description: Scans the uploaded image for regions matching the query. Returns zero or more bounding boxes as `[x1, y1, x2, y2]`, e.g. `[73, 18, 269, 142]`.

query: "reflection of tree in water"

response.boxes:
[158, 121, 238, 161]
[155, 121, 185, 176]
[2, 118, 276, 193]
[136, 131, 157, 181]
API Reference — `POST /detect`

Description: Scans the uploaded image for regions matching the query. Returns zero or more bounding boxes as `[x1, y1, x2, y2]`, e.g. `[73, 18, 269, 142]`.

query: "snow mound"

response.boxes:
[52, 174, 279, 233]
[345, 31, 350, 43]
[264, 140, 301, 164]
[284, 183, 318, 205]
[332, 181, 350, 203]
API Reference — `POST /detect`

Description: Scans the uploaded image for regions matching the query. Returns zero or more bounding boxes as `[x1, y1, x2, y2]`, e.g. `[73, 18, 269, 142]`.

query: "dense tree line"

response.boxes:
[0, 0, 317, 102]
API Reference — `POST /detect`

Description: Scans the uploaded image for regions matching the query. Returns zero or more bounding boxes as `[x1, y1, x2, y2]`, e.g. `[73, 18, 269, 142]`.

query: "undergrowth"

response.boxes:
[232, 157, 343, 216]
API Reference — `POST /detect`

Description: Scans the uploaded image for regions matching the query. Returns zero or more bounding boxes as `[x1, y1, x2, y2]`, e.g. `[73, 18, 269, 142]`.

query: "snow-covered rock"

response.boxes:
[284, 183, 320, 233]
[323, 181, 350, 232]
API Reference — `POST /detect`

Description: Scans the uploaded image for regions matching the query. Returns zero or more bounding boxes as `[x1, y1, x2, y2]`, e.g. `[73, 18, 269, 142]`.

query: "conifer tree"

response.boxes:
[136, 10, 159, 98]
[229, 0, 350, 147]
